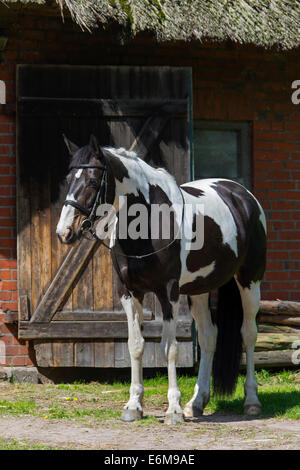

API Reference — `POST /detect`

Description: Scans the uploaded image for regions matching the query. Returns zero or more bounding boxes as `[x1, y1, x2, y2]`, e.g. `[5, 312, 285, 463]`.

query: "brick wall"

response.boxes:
[0, 10, 299, 366]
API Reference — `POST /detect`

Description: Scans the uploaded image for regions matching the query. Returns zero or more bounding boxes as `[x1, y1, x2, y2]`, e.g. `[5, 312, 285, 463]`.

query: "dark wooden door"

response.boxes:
[17, 65, 194, 368]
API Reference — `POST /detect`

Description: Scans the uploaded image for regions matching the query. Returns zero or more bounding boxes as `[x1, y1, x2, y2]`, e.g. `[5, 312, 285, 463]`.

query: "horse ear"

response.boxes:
[89, 134, 100, 156]
[63, 134, 79, 156]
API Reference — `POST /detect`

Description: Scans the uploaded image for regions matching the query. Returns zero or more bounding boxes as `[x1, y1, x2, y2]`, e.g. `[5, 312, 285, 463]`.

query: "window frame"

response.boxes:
[193, 120, 252, 189]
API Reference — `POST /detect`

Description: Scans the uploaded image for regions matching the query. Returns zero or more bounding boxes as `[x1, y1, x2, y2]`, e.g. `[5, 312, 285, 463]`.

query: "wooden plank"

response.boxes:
[18, 295, 30, 323]
[33, 341, 53, 367]
[19, 319, 193, 340]
[53, 309, 153, 321]
[52, 340, 74, 367]
[93, 243, 113, 311]
[72, 253, 94, 311]
[16, 117, 32, 321]
[18, 98, 188, 118]
[74, 341, 95, 367]
[129, 115, 170, 159]
[29, 238, 100, 323]
[30, 174, 52, 313]
[94, 341, 115, 367]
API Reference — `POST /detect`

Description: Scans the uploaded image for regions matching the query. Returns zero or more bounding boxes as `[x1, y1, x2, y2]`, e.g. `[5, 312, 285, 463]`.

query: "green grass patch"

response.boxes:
[0, 369, 299, 422]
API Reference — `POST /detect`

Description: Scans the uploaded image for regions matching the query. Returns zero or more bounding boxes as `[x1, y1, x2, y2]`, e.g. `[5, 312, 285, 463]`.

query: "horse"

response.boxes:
[56, 134, 267, 424]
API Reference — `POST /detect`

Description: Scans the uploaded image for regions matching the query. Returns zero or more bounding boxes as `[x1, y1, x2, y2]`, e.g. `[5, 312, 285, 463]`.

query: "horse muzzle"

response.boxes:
[57, 226, 77, 244]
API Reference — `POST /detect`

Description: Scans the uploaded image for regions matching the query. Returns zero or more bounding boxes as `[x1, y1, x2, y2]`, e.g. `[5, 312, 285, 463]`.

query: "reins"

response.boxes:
[64, 162, 185, 259]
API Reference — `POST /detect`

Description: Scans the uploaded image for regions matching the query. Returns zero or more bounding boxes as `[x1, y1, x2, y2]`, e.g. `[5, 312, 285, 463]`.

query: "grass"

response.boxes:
[0, 369, 299, 422]
[0, 437, 61, 450]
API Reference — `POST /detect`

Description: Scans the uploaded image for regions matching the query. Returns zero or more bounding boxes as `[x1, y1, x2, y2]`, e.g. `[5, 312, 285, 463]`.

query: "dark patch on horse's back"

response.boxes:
[211, 180, 267, 289]
[237, 216, 267, 288]
[149, 184, 172, 206]
[186, 214, 223, 273]
[181, 186, 205, 197]
[181, 214, 238, 295]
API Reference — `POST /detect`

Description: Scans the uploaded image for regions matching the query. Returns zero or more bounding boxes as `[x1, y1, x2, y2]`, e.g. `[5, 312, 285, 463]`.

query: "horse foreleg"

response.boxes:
[235, 278, 262, 416]
[159, 283, 184, 425]
[184, 293, 217, 418]
[120, 291, 145, 422]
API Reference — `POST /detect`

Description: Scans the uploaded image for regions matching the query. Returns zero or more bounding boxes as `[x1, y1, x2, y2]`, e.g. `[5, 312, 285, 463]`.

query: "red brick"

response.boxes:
[289, 271, 300, 280]
[0, 280, 17, 290]
[265, 271, 289, 280]
[273, 181, 296, 189]
[0, 270, 12, 280]
[12, 357, 26, 366]
[272, 281, 295, 290]
[0, 301, 17, 311]
[0, 292, 11, 300]
[280, 191, 300, 200]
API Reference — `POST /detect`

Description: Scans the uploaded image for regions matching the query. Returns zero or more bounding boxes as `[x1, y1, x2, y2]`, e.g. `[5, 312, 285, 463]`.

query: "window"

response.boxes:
[193, 121, 252, 188]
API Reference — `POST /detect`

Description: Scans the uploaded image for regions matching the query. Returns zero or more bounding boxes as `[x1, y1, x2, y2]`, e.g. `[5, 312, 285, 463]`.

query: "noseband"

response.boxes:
[63, 163, 107, 239]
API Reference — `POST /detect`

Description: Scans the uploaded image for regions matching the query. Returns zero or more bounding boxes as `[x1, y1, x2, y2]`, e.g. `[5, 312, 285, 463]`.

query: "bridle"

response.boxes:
[63, 163, 107, 239]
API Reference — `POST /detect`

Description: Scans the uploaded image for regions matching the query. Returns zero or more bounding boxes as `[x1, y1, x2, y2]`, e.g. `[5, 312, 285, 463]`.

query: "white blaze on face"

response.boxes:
[75, 169, 83, 179]
[56, 193, 76, 238]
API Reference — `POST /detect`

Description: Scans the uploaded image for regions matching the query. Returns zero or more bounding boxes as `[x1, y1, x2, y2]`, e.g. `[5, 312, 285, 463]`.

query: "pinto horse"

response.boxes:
[56, 134, 267, 424]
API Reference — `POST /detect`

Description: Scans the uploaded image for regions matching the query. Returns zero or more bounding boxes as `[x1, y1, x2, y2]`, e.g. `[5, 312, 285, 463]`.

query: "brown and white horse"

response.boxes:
[57, 135, 267, 424]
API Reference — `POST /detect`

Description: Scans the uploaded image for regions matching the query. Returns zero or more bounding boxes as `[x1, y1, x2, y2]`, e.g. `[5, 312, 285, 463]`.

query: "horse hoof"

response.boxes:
[121, 409, 143, 422]
[183, 405, 203, 418]
[165, 412, 184, 425]
[244, 404, 262, 416]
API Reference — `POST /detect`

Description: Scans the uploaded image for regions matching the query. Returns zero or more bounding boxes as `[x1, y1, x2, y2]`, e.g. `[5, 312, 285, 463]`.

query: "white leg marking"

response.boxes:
[162, 302, 184, 423]
[235, 278, 262, 415]
[120, 294, 145, 419]
[184, 293, 217, 417]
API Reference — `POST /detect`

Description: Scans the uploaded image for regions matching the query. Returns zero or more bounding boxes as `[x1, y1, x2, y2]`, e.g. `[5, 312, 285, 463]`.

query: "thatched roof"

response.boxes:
[4, 0, 300, 50]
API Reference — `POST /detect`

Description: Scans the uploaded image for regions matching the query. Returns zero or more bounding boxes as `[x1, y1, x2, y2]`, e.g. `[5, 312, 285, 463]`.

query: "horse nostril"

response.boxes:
[57, 227, 75, 244]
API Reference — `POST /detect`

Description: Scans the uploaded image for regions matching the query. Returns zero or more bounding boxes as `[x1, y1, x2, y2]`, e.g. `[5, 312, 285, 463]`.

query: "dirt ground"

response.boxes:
[0, 409, 299, 450]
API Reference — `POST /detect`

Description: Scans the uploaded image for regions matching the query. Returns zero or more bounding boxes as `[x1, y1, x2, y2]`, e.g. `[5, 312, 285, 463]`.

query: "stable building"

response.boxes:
[0, 1, 299, 378]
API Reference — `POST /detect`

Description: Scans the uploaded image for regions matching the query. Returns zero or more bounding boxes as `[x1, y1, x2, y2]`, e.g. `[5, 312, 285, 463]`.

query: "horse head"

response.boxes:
[56, 134, 108, 244]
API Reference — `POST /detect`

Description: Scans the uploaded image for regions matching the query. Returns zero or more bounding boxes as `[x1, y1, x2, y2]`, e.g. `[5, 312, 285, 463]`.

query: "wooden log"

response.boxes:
[257, 315, 300, 327]
[255, 333, 300, 352]
[258, 323, 300, 335]
[259, 300, 300, 316]
[241, 350, 297, 368]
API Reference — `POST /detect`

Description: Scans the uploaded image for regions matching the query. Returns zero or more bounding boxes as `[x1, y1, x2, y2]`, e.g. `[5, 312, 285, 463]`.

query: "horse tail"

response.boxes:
[212, 277, 243, 396]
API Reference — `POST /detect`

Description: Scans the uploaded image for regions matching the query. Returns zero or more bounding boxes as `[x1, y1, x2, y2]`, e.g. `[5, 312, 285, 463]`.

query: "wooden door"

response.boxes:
[17, 65, 194, 368]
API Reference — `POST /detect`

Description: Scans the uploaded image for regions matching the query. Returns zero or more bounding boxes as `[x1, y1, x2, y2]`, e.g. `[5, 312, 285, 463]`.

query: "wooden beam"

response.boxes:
[19, 319, 193, 340]
[18, 98, 188, 118]
[53, 309, 153, 321]
[29, 238, 100, 323]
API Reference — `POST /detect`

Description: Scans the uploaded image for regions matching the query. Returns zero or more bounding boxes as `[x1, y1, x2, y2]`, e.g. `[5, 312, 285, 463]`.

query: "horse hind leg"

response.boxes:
[235, 277, 262, 416]
[184, 293, 217, 418]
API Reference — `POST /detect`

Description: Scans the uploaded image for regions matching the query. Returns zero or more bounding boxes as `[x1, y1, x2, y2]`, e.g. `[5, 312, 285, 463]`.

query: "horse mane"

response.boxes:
[104, 146, 176, 186]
